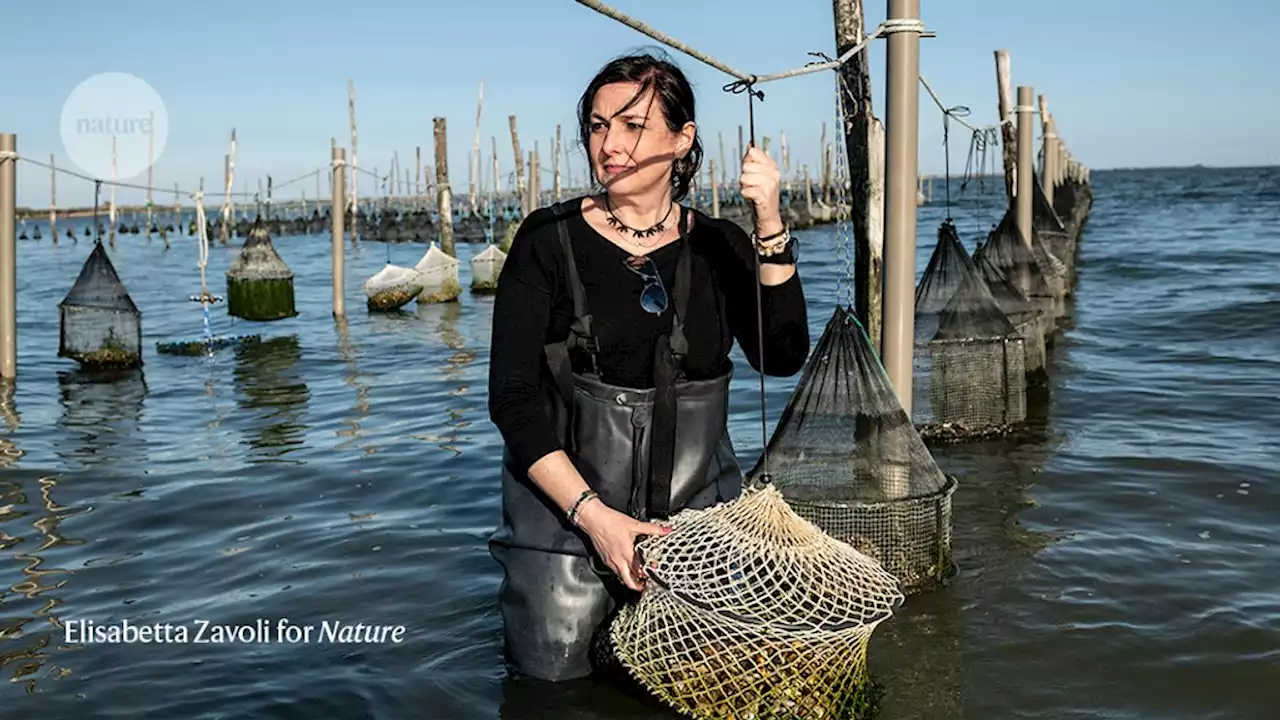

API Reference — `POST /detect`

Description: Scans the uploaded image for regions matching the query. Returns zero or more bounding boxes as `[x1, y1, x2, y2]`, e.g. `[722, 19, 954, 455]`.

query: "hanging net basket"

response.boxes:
[58, 242, 143, 369]
[974, 251, 1048, 376]
[364, 264, 423, 312]
[913, 221, 1027, 442]
[469, 243, 507, 293]
[749, 305, 957, 595]
[414, 242, 461, 304]
[611, 483, 903, 720]
[1031, 173, 1074, 282]
[973, 213, 1064, 327]
[226, 218, 298, 321]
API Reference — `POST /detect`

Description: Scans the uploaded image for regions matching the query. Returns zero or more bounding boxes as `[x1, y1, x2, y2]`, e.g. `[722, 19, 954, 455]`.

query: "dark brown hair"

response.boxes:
[577, 50, 703, 202]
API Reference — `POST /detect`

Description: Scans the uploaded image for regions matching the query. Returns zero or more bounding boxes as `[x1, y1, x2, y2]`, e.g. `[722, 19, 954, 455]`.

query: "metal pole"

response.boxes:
[331, 144, 347, 317]
[880, 0, 922, 413]
[1015, 86, 1035, 249]
[0, 134, 15, 380]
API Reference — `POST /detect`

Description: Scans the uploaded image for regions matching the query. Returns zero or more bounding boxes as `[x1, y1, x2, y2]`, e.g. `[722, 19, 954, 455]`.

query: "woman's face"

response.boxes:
[588, 81, 693, 198]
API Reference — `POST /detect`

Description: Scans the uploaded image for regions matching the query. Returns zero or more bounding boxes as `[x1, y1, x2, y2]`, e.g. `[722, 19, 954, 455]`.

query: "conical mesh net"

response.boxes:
[611, 484, 903, 720]
[58, 242, 142, 368]
[974, 251, 1047, 374]
[912, 221, 1027, 440]
[973, 213, 1064, 324]
[748, 305, 956, 593]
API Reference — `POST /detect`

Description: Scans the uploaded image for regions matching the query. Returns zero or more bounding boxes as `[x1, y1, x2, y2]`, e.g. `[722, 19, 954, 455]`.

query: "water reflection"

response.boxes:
[55, 368, 149, 470]
[0, 380, 21, 468]
[334, 317, 372, 452]
[231, 335, 310, 464]
[424, 301, 476, 456]
[0, 472, 85, 693]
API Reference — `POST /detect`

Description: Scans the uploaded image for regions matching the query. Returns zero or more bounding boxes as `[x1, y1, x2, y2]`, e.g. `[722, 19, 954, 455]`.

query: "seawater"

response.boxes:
[1, 166, 1278, 719]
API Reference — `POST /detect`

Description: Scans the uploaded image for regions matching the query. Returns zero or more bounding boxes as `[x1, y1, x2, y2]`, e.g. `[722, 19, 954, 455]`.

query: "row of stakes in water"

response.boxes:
[55, 219, 511, 369]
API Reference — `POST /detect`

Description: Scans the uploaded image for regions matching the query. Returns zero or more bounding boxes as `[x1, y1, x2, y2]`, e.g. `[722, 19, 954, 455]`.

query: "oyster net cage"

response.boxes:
[750, 305, 958, 595]
[913, 220, 1028, 442]
[611, 484, 904, 720]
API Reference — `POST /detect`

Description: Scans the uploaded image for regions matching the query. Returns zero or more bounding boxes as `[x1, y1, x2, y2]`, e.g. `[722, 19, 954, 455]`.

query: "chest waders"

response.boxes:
[488, 202, 743, 681]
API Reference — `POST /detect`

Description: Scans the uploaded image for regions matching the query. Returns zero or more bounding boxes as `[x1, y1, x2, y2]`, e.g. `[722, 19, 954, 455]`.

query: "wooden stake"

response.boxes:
[994, 50, 1016, 201]
[470, 81, 484, 215]
[834, 0, 884, 352]
[554, 125, 563, 202]
[146, 110, 154, 238]
[348, 80, 359, 218]
[434, 117, 455, 256]
[510, 115, 526, 217]
[49, 154, 57, 245]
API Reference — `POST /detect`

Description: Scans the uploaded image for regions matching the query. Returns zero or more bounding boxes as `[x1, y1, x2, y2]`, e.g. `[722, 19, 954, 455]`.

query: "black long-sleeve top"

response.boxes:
[487, 199, 810, 475]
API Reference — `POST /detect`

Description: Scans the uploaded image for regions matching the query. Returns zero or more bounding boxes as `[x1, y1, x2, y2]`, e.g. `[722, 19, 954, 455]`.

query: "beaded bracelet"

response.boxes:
[567, 489, 599, 527]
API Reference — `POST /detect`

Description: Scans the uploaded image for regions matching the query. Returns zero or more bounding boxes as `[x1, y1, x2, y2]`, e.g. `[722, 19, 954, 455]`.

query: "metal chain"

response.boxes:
[832, 72, 855, 310]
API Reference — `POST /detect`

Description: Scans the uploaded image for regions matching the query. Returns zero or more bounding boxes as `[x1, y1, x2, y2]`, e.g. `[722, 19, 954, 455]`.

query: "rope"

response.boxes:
[573, 0, 922, 90]
[919, 75, 1007, 133]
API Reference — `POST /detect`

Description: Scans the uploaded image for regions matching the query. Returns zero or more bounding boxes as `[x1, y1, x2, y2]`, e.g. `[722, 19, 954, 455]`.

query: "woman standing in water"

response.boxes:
[488, 50, 810, 682]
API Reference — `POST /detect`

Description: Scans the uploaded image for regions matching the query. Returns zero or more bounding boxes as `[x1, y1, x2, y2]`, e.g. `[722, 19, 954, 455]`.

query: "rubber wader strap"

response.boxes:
[553, 201, 600, 377]
[646, 205, 694, 519]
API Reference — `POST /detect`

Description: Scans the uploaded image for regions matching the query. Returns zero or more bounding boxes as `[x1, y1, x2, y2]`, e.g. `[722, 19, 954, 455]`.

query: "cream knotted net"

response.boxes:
[610, 484, 904, 720]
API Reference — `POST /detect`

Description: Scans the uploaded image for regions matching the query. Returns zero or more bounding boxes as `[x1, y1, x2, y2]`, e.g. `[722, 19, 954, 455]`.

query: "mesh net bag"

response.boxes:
[58, 242, 143, 369]
[974, 251, 1047, 375]
[1031, 173, 1073, 280]
[611, 483, 904, 720]
[912, 221, 1027, 441]
[973, 213, 1064, 325]
[414, 242, 461, 303]
[749, 305, 957, 595]
[363, 263, 423, 311]
[226, 218, 297, 321]
[469, 243, 507, 293]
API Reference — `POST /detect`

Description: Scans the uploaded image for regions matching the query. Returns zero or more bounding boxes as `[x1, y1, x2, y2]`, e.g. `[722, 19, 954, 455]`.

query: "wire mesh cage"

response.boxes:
[226, 218, 298, 321]
[611, 483, 904, 720]
[749, 305, 958, 595]
[974, 251, 1048, 376]
[973, 213, 1065, 328]
[913, 221, 1028, 441]
[58, 242, 143, 369]
[1032, 173, 1073, 280]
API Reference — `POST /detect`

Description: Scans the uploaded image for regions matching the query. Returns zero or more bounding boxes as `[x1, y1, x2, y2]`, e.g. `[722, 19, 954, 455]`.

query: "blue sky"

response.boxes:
[2, 0, 1276, 207]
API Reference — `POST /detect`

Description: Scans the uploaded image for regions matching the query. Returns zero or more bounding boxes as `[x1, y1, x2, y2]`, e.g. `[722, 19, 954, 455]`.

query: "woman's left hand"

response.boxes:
[740, 145, 785, 237]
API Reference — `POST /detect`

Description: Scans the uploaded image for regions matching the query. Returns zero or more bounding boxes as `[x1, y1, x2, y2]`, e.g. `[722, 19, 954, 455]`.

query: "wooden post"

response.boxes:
[834, 0, 885, 354]
[554, 125, 563, 202]
[880, 0, 922, 413]
[416, 146, 422, 200]
[434, 117, 456, 257]
[710, 158, 720, 218]
[331, 143, 346, 317]
[491, 136, 501, 197]
[780, 130, 791, 194]
[804, 164, 813, 218]
[0, 133, 15, 380]
[348, 80, 359, 219]
[110, 135, 117, 246]
[995, 50, 1016, 201]
[717, 131, 727, 189]
[529, 146, 540, 211]
[819, 121, 828, 201]
[266, 175, 274, 220]
[1015, 86, 1035, 249]
[509, 115, 526, 217]
[471, 81, 484, 215]
[146, 111, 154, 238]
[492, 137, 500, 216]
[49, 154, 57, 245]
